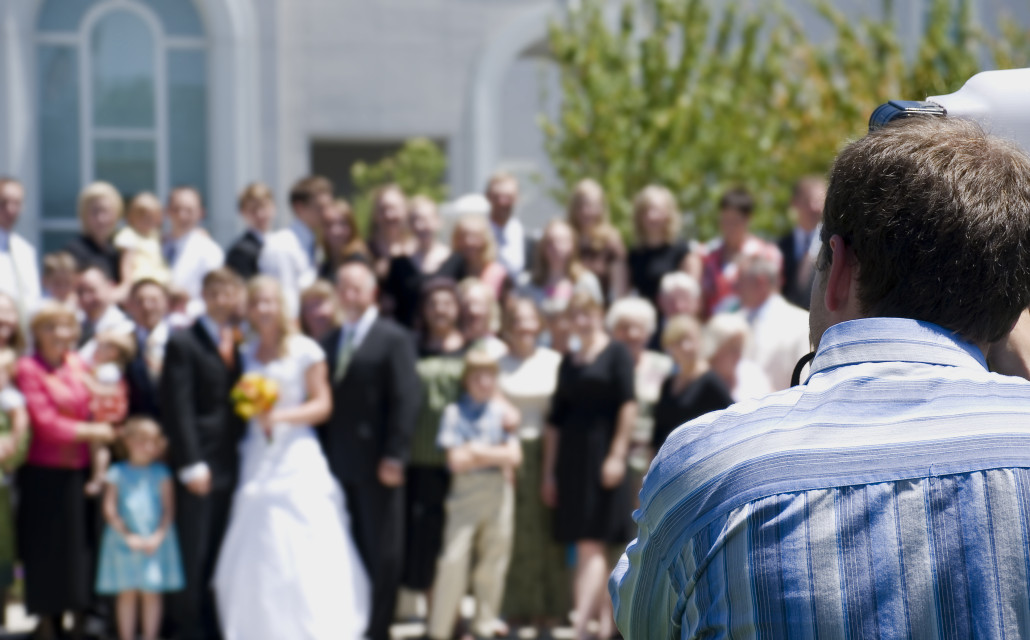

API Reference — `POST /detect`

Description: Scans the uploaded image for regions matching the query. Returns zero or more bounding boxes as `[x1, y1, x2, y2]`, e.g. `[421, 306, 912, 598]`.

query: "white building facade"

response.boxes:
[1, 0, 1027, 250]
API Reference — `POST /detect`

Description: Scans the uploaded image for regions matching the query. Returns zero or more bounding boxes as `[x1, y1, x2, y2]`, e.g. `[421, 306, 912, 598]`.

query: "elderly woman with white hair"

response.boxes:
[606, 297, 673, 455]
[703, 312, 772, 402]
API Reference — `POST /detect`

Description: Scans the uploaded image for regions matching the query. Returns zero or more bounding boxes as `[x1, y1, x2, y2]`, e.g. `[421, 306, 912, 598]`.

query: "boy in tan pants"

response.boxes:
[427, 348, 521, 640]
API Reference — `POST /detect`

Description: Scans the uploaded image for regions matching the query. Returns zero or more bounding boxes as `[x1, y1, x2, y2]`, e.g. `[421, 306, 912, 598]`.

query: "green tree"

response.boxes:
[542, 0, 1030, 242]
[350, 137, 448, 233]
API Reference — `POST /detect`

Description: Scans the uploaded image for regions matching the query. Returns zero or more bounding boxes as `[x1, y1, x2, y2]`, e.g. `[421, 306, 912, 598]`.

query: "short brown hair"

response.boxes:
[238, 182, 275, 211]
[461, 346, 500, 386]
[30, 301, 80, 345]
[290, 176, 333, 206]
[201, 267, 244, 293]
[718, 187, 754, 216]
[129, 277, 169, 301]
[820, 117, 1030, 344]
[42, 251, 77, 277]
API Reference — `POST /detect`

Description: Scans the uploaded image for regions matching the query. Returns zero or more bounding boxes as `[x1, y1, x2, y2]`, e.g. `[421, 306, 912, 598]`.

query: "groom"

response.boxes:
[161, 268, 246, 640]
[321, 258, 420, 640]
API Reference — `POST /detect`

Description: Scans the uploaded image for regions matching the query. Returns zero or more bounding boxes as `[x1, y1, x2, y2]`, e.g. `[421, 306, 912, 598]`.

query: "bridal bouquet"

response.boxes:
[231, 373, 279, 421]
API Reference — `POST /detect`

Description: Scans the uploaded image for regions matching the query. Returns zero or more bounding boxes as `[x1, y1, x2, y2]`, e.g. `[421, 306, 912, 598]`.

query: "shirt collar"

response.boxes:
[290, 219, 315, 249]
[342, 305, 378, 345]
[0, 228, 10, 252]
[199, 315, 225, 344]
[807, 317, 987, 382]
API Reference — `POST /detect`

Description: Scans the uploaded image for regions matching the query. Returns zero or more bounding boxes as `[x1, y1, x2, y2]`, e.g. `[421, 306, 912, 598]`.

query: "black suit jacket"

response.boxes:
[126, 341, 161, 420]
[224, 230, 263, 280]
[320, 317, 421, 485]
[159, 322, 245, 489]
[778, 231, 811, 310]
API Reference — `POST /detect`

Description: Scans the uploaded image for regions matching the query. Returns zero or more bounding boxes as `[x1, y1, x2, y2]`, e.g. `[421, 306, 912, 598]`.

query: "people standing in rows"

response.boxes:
[288, 175, 334, 273]
[214, 277, 369, 640]
[114, 193, 169, 286]
[76, 266, 134, 358]
[701, 186, 781, 315]
[367, 185, 416, 282]
[41, 252, 80, 312]
[318, 198, 368, 283]
[451, 215, 508, 301]
[319, 259, 421, 640]
[426, 348, 521, 640]
[516, 219, 603, 315]
[382, 195, 451, 329]
[0, 177, 41, 320]
[125, 279, 171, 420]
[735, 251, 810, 391]
[567, 178, 628, 302]
[16, 303, 115, 640]
[164, 187, 224, 320]
[543, 292, 636, 640]
[628, 185, 702, 305]
[498, 297, 570, 631]
[299, 280, 342, 343]
[224, 182, 275, 281]
[650, 315, 733, 453]
[402, 278, 465, 607]
[486, 172, 533, 280]
[65, 182, 123, 287]
[159, 268, 246, 640]
[778, 176, 827, 310]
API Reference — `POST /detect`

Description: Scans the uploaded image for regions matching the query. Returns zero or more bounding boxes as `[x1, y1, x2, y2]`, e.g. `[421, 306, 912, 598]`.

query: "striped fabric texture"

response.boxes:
[611, 318, 1030, 639]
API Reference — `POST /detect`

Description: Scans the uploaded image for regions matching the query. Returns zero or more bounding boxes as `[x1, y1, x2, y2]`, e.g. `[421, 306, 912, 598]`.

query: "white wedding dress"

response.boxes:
[213, 334, 370, 640]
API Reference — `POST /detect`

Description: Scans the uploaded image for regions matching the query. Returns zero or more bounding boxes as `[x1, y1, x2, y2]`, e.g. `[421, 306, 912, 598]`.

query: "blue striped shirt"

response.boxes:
[611, 317, 1030, 639]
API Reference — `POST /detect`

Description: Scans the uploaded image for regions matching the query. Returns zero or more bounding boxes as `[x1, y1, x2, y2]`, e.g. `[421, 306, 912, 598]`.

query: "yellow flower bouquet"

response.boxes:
[230, 373, 279, 421]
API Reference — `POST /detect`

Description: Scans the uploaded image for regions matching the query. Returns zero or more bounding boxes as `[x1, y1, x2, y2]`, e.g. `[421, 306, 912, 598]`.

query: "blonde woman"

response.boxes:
[566, 179, 628, 301]
[65, 181, 123, 283]
[628, 185, 702, 305]
[516, 219, 602, 312]
[452, 215, 508, 300]
[213, 276, 369, 640]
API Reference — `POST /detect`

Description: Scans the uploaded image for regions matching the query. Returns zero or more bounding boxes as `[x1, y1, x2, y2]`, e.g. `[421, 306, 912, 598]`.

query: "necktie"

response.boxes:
[333, 328, 355, 383]
[218, 326, 236, 369]
[142, 332, 162, 381]
[164, 242, 177, 267]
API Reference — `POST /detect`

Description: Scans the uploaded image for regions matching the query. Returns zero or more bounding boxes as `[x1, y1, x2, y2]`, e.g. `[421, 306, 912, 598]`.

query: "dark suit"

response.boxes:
[160, 321, 244, 640]
[224, 230, 263, 280]
[126, 330, 162, 420]
[320, 315, 420, 640]
[778, 230, 814, 310]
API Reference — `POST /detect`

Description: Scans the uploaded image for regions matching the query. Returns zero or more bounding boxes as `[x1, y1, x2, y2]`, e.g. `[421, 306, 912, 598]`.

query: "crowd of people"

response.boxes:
[0, 169, 820, 640]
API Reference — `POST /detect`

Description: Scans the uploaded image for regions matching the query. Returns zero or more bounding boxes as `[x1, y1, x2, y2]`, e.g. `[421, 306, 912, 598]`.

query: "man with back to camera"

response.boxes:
[611, 117, 1030, 638]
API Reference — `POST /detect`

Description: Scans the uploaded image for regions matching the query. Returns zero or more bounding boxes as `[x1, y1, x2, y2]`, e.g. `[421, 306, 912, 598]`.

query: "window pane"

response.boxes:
[168, 50, 208, 198]
[92, 10, 155, 128]
[94, 139, 156, 198]
[39, 0, 204, 37]
[38, 46, 81, 221]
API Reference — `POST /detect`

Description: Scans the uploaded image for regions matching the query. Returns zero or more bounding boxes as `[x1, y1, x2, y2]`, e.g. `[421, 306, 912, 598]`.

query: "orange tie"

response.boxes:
[218, 326, 236, 368]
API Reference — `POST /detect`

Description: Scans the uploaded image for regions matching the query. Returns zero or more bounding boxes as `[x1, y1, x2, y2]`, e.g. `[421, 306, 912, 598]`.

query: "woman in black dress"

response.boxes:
[64, 182, 123, 286]
[651, 315, 734, 453]
[543, 291, 636, 640]
[627, 185, 702, 306]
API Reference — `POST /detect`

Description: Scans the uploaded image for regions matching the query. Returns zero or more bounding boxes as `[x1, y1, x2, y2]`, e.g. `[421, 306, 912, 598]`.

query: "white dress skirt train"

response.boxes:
[213, 334, 370, 639]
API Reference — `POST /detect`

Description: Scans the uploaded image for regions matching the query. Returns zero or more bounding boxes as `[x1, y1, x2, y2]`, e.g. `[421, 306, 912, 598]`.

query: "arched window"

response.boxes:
[36, 0, 207, 252]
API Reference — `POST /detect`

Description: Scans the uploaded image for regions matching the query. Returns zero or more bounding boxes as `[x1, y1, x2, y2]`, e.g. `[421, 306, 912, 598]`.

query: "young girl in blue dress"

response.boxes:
[96, 417, 184, 640]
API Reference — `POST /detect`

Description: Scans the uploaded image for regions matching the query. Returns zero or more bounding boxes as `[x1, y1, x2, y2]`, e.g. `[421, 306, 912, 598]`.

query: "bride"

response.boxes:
[214, 276, 370, 639]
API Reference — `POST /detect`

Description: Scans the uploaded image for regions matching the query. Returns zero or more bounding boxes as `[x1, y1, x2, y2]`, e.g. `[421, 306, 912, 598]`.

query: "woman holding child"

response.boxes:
[15, 303, 115, 639]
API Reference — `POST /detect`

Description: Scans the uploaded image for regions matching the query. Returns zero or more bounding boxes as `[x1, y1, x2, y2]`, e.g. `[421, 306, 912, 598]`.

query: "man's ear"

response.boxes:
[823, 234, 855, 314]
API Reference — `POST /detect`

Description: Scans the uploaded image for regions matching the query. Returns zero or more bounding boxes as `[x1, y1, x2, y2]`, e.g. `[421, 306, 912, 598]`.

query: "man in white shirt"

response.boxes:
[735, 249, 810, 391]
[286, 175, 334, 271]
[0, 178, 41, 322]
[164, 187, 224, 319]
[486, 172, 532, 279]
[76, 265, 134, 360]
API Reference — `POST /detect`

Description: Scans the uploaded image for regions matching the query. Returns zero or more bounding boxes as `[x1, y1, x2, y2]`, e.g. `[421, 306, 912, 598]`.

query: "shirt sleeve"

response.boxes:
[294, 334, 327, 371]
[436, 404, 464, 450]
[105, 463, 121, 485]
[547, 358, 570, 429]
[613, 343, 637, 406]
[0, 387, 25, 411]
